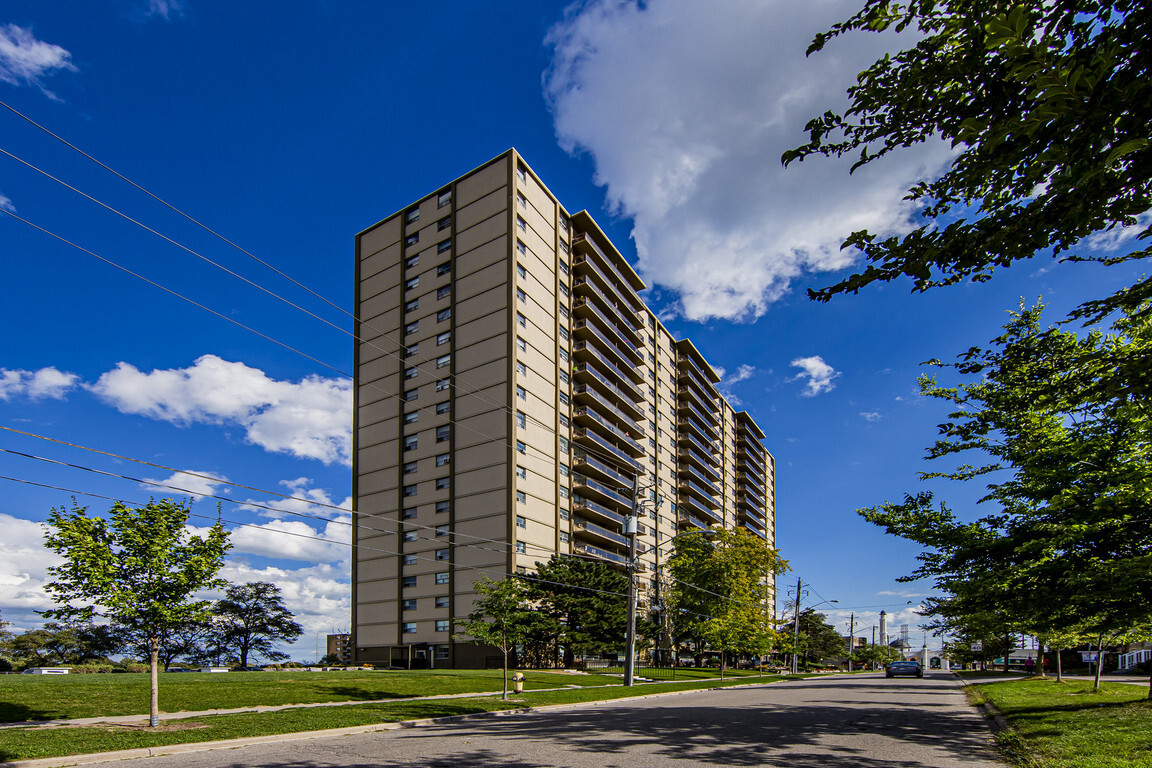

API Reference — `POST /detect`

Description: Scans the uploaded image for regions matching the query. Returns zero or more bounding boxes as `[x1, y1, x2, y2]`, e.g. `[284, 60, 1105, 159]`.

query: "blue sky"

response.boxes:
[0, 0, 1144, 659]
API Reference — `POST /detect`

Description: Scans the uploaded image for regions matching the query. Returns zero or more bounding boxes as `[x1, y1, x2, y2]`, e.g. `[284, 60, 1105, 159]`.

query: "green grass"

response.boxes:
[0, 675, 783, 761]
[0, 669, 621, 722]
[595, 666, 764, 681]
[967, 677, 1152, 767]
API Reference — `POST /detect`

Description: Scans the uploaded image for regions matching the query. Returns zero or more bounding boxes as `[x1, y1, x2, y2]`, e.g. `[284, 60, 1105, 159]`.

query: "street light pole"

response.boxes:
[847, 612, 855, 672]
[791, 576, 802, 675]
[624, 473, 640, 687]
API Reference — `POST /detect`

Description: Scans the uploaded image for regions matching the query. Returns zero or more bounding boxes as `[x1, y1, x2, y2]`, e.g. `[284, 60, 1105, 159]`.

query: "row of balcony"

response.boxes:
[573, 448, 635, 490]
[573, 318, 642, 373]
[574, 339, 645, 386]
[574, 355, 642, 403]
[571, 234, 645, 316]
[679, 494, 722, 524]
[574, 409, 644, 458]
[678, 429, 717, 459]
[573, 294, 643, 350]
[680, 478, 721, 510]
[678, 403, 720, 440]
[574, 516, 629, 548]
[575, 383, 642, 433]
[679, 445, 721, 481]
[573, 472, 633, 511]
[573, 361, 644, 417]
[677, 361, 717, 404]
[680, 462, 721, 496]
[678, 414, 717, 444]
[574, 541, 630, 567]
[573, 494, 626, 527]
[677, 395, 719, 430]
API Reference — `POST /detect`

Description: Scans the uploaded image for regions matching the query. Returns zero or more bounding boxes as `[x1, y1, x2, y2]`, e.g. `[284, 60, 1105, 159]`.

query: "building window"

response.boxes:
[516, 361, 526, 376]
[405, 255, 420, 269]
[436, 425, 450, 442]
[435, 620, 450, 632]
[437, 191, 451, 208]
[436, 401, 450, 415]
[437, 285, 451, 299]
[437, 259, 451, 273]
[559, 463, 569, 477]
[404, 435, 418, 451]
[406, 209, 420, 224]
[434, 644, 450, 660]
[405, 366, 419, 379]
[435, 477, 449, 490]
[402, 530, 418, 544]
[435, 500, 450, 514]
[435, 595, 449, 609]
[517, 192, 527, 208]
[560, 216, 570, 232]
[403, 484, 418, 497]
[437, 308, 451, 322]
[559, 305, 569, 319]
[437, 240, 451, 255]
[516, 288, 526, 303]
[559, 437, 569, 454]
[559, 348, 569, 362]
[559, 282, 569, 297]
[405, 277, 419, 290]
[559, 259, 569, 273]
[516, 411, 526, 429]
[559, 392, 569, 405]
[405, 343, 418, 358]
[516, 385, 526, 400]
[559, 370, 569, 384]
[435, 524, 449, 537]
[403, 388, 418, 402]
[560, 240, 570, 256]
[559, 486, 570, 499]
[516, 262, 526, 277]
[403, 555, 417, 566]
[559, 414, 569, 427]
[516, 490, 526, 504]
[436, 378, 450, 391]
[402, 576, 417, 588]
[560, 531, 569, 543]
[516, 165, 527, 183]
[403, 461, 418, 475]
[517, 312, 526, 328]
[516, 336, 527, 352]
[435, 548, 450, 561]
[560, 507, 570, 518]
[435, 572, 450, 585]
[402, 598, 417, 610]
[516, 515, 526, 528]
[516, 441, 526, 454]
[405, 321, 419, 335]
[515, 541, 526, 554]
[516, 465, 527, 479]
[436, 453, 450, 467]
[436, 354, 450, 368]
[405, 298, 419, 312]
[404, 411, 418, 424]
[437, 215, 452, 231]
[402, 506, 417, 519]
[516, 241, 527, 256]
[559, 326, 570, 341]
[402, 622, 417, 634]
[405, 233, 419, 247]
[437, 331, 450, 345]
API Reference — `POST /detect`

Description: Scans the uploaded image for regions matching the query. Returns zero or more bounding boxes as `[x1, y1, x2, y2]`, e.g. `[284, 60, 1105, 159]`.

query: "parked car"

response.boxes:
[885, 660, 923, 678]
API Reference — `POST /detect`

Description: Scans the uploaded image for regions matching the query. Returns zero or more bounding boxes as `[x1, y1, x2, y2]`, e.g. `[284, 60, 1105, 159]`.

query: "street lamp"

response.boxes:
[788, 577, 837, 675]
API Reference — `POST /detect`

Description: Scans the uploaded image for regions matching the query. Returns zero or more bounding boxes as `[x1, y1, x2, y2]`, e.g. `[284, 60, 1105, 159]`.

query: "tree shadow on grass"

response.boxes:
[0, 701, 54, 723]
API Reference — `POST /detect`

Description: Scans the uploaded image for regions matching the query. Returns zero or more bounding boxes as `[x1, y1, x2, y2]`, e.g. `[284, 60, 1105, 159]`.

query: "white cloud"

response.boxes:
[790, 355, 839, 397]
[220, 560, 352, 652]
[242, 477, 352, 521]
[90, 355, 353, 465]
[1081, 212, 1152, 252]
[0, 24, 76, 97]
[718, 364, 756, 405]
[0, 514, 60, 633]
[725, 365, 756, 385]
[141, 469, 231, 499]
[225, 517, 351, 564]
[544, 0, 954, 321]
[146, 0, 186, 20]
[859, 411, 881, 422]
[0, 366, 79, 401]
[0, 193, 14, 213]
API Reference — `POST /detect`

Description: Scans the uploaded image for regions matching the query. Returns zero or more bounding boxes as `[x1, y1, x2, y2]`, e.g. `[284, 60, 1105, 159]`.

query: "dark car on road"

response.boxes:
[885, 660, 923, 678]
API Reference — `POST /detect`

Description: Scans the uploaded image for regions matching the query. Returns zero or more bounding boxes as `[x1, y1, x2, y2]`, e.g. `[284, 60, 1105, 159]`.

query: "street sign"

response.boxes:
[971, 641, 982, 651]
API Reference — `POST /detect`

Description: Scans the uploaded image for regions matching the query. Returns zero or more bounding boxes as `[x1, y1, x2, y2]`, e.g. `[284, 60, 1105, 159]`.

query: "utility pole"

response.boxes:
[623, 473, 640, 687]
[847, 612, 855, 672]
[790, 575, 802, 675]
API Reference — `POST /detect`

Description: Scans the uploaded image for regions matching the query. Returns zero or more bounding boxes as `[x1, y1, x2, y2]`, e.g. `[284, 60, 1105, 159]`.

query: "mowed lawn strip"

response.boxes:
[0, 670, 623, 722]
[967, 677, 1152, 768]
[0, 676, 791, 761]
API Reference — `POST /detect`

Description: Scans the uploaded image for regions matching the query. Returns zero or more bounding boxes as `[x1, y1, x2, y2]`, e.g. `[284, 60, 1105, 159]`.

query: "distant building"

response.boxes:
[326, 634, 352, 665]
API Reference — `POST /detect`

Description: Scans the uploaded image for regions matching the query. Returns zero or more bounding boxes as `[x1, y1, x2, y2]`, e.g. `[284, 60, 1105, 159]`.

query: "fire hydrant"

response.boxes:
[512, 672, 525, 694]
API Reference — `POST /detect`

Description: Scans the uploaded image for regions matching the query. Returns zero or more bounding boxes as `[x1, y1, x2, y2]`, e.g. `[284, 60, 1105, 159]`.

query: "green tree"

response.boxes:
[3, 622, 119, 670]
[43, 499, 230, 725]
[793, 609, 847, 668]
[668, 527, 787, 675]
[118, 618, 216, 671]
[785, 1, 1151, 321]
[855, 643, 901, 669]
[528, 555, 625, 667]
[456, 576, 540, 699]
[212, 582, 304, 669]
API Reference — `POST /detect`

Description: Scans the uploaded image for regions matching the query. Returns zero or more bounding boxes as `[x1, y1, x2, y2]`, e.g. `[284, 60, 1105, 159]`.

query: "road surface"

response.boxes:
[74, 672, 1006, 767]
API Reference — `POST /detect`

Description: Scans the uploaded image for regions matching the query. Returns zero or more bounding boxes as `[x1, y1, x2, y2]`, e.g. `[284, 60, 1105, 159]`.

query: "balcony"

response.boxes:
[574, 473, 633, 510]
[681, 463, 721, 495]
[574, 358, 643, 402]
[679, 445, 721, 481]
[574, 541, 630, 567]
[678, 430, 717, 458]
[573, 320, 642, 371]
[574, 517, 629, 548]
[678, 363, 716, 403]
[677, 513, 712, 531]
[739, 519, 769, 540]
[679, 493, 722, 523]
[678, 399, 720, 433]
[739, 481, 766, 505]
[736, 459, 765, 483]
[574, 340, 646, 385]
[571, 297, 645, 350]
[679, 478, 721, 509]
[738, 492, 766, 516]
[573, 364, 644, 419]
[574, 414, 644, 458]
[573, 495, 627, 526]
[738, 437, 766, 462]
[575, 384, 643, 433]
[573, 449, 635, 489]
[571, 234, 644, 315]
[678, 415, 718, 444]
[738, 504, 767, 528]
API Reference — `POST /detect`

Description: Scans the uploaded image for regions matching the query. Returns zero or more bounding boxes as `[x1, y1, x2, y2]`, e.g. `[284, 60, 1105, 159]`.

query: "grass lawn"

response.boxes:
[0, 669, 622, 722]
[0, 675, 786, 761]
[967, 677, 1152, 767]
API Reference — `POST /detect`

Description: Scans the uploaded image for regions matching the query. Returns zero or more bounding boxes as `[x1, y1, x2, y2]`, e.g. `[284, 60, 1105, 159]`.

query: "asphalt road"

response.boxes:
[80, 672, 1007, 767]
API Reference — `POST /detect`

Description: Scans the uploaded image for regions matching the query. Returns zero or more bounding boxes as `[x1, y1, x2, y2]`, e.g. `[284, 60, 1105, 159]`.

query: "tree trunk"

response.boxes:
[502, 648, 509, 700]
[1003, 631, 1012, 675]
[1093, 633, 1104, 692]
[149, 637, 160, 727]
[1036, 638, 1046, 677]
[719, 652, 726, 681]
[1056, 646, 1063, 683]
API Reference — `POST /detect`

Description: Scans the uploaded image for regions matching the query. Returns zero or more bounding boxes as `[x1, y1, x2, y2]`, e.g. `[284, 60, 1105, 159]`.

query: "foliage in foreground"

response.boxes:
[970, 677, 1152, 768]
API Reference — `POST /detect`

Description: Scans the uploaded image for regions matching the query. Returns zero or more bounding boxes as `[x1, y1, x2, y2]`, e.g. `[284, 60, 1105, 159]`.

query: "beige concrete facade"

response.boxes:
[352, 150, 776, 668]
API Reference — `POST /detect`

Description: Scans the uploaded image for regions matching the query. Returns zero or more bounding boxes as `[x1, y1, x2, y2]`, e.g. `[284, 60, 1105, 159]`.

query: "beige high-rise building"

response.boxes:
[352, 150, 776, 668]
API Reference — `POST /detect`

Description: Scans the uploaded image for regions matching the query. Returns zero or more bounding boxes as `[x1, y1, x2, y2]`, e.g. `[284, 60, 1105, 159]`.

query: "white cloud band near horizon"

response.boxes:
[544, 0, 955, 322]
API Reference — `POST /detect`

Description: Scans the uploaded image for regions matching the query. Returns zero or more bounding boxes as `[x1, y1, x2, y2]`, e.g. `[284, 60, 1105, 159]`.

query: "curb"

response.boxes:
[0, 679, 783, 768]
[951, 672, 1011, 733]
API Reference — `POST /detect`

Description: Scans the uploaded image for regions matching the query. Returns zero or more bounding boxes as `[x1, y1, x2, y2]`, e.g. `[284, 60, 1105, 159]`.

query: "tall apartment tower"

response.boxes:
[352, 151, 776, 668]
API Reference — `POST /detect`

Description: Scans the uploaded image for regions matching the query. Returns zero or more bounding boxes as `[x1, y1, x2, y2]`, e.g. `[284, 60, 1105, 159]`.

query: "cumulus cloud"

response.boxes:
[141, 469, 231, 499]
[0, 366, 79, 401]
[220, 560, 352, 645]
[0, 514, 60, 632]
[859, 411, 881, 422]
[544, 0, 954, 321]
[225, 517, 351, 564]
[90, 355, 352, 465]
[790, 355, 839, 397]
[242, 477, 352, 521]
[0, 24, 76, 98]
